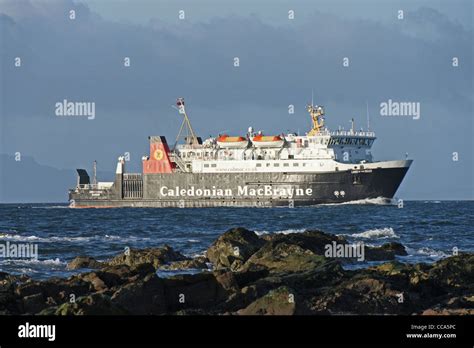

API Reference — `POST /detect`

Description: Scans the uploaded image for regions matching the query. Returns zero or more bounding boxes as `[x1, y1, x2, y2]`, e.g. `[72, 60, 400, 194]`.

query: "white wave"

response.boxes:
[349, 227, 399, 239]
[319, 197, 395, 206]
[0, 233, 148, 243]
[0, 233, 41, 241]
[187, 239, 200, 243]
[0, 233, 94, 242]
[255, 228, 306, 236]
[0, 258, 65, 265]
[0, 233, 150, 243]
[415, 247, 448, 258]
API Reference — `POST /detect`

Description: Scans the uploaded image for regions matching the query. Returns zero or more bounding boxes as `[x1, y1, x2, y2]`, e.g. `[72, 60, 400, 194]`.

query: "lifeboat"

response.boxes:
[251, 135, 285, 148]
[217, 135, 249, 149]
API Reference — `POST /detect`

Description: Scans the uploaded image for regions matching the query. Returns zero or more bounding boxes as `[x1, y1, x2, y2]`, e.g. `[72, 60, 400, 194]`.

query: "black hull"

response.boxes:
[69, 166, 410, 208]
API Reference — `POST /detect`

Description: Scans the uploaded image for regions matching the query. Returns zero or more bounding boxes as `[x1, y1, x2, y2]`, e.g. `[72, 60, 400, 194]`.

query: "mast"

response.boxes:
[307, 102, 325, 136]
[173, 97, 199, 149]
[366, 101, 370, 132]
[93, 160, 97, 185]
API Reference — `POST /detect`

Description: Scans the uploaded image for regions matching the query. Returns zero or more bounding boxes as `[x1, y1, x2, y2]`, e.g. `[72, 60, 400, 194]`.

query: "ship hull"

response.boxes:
[69, 164, 410, 208]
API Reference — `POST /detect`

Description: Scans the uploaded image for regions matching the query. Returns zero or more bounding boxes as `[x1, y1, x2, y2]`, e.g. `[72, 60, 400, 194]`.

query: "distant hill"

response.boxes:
[0, 154, 113, 203]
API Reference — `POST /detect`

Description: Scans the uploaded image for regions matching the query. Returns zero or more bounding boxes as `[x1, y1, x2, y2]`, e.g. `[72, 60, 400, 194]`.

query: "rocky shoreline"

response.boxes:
[1, 228, 472, 315]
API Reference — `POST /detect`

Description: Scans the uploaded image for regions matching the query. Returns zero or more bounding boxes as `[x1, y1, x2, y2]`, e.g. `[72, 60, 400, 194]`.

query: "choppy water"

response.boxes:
[0, 200, 472, 279]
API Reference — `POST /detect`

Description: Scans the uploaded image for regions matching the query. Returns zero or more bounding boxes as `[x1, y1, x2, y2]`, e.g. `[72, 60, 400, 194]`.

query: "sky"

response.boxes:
[0, 0, 472, 202]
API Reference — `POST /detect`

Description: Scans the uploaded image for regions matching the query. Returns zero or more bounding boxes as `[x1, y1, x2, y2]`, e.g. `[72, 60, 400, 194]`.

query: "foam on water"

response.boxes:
[255, 228, 306, 236]
[349, 227, 399, 239]
[0, 233, 148, 243]
[0, 258, 65, 265]
[318, 197, 395, 206]
[415, 247, 449, 258]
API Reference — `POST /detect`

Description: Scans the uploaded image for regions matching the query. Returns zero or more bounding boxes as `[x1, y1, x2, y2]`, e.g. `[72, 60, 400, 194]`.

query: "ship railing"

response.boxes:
[77, 184, 103, 190]
[330, 130, 376, 137]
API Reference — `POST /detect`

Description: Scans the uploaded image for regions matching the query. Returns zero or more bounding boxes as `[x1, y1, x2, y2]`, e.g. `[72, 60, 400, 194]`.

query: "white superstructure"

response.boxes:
[172, 103, 392, 174]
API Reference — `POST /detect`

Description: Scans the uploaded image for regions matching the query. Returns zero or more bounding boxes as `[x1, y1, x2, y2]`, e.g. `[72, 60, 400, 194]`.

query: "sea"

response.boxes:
[0, 199, 472, 279]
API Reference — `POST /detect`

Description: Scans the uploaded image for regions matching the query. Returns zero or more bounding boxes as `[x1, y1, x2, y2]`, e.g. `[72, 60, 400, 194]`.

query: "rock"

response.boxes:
[371, 261, 412, 276]
[308, 273, 414, 315]
[111, 273, 166, 314]
[206, 227, 264, 270]
[67, 256, 103, 270]
[421, 308, 474, 315]
[233, 267, 270, 288]
[159, 257, 209, 271]
[365, 242, 408, 261]
[78, 273, 108, 292]
[52, 293, 127, 315]
[237, 286, 296, 315]
[0, 286, 20, 314]
[76, 263, 157, 292]
[22, 293, 47, 314]
[213, 269, 239, 292]
[427, 254, 474, 289]
[241, 242, 329, 273]
[106, 245, 187, 269]
[262, 230, 347, 255]
[162, 272, 230, 311]
[421, 295, 474, 315]
[15, 278, 92, 304]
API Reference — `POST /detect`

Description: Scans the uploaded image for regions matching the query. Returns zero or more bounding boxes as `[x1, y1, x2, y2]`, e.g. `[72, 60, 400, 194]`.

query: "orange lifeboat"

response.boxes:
[216, 135, 249, 149]
[251, 134, 284, 148]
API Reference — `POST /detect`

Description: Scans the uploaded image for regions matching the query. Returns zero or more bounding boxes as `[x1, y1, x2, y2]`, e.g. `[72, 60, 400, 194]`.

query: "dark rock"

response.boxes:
[308, 274, 413, 315]
[67, 256, 103, 270]
[52, 293, 128, 315]
[421, 307, 474, 315]
[241, 242, 329, 273]
[262, 230, 347, 255]
[75, 263, 157, 292]
[22, 293, 47, 314]
[0, 285, 20, 314]
[421, 294, 474, 315]
[237, 286, 297, 315]
[111, 273, 166, 314]
[365, 242, 408, 261]
[15, 278, 92, 304]
[106, 245, 187, 269]
[159, 256, 209, 271]
[233, 267, 270, 288]
[77, 272, 108, 292]
[206, 227, 264, 270]
[427, 254, 474, 289]
[162, 272, 230, 311]
[213, 269, 239, 292]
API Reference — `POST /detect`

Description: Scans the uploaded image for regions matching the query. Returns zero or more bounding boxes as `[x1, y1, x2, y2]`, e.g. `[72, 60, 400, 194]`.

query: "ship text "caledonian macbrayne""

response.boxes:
[69, 98, 412, 208]
[159, 185, 313, 198]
